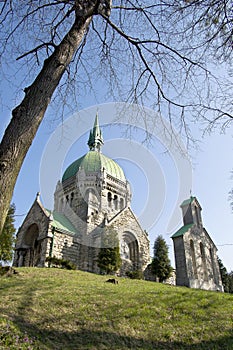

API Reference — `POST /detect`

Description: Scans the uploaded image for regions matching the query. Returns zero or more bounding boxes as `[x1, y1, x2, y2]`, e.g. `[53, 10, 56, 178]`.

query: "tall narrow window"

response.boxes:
[70, 192, 74, 206]
[200, 242, 208, 281]
[107, 192, 112, 208]
[113, 195, 118, 210]
[190, 240, 198, 279]
[209, 248, 218, 284]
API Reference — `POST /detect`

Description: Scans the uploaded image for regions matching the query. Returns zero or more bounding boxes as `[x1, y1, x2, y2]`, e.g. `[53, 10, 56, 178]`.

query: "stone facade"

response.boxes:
[106, 207, 150, 274]
[13, 195, 51, 268]
[13, 115, 151, 275]
[171, 197, 223, 291]
[13, 115, 223, 291]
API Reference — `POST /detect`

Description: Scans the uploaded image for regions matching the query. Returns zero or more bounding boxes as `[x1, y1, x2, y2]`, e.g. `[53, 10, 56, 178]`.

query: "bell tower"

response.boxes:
[172, 196, 223, 291]
[181, 196, 203, 227]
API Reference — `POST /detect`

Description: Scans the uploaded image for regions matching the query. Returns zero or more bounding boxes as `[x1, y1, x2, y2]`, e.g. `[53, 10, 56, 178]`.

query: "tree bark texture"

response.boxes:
[0, 15, 92, 233]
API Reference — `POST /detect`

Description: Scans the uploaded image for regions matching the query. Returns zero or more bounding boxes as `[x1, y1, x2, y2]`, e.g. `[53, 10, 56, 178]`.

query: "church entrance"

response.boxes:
[120, 232, 139, 272]
[19, 223, 41, 267]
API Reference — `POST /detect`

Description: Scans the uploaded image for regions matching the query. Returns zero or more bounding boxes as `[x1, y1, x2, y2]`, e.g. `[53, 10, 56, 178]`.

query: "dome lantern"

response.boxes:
[87, 113, 104, 152]
[62, 115, 126, 183]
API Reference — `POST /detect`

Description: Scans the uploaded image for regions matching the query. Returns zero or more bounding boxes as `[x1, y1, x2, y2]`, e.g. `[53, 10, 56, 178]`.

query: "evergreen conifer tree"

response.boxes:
[228, 272, 233, 294]
[0, 204, 16, 265]
[151, 235, 172, 282]
[218, 256, 230, 292]
[97, 227, 121, 274]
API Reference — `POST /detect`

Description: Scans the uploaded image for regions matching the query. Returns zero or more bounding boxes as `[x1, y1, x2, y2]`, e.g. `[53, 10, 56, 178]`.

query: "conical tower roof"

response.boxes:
[87, 113, 104, 151]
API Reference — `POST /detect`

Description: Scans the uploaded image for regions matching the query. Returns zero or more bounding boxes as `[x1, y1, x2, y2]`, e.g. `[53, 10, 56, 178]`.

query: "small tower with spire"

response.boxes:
[171, 196, 223, 292]
[87, 113, 104, 152]
[181, 196, 203, 227]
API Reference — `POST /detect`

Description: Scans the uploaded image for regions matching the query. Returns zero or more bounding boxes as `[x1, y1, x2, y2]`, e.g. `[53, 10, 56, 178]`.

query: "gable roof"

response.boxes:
[107, 206, 149, 242]
[171, 223, 194, 238]
[46, 210, 77, 235]
[180, 196, 202, 209]
[180, 196, 196, 207]
[16, 195, 49, 234]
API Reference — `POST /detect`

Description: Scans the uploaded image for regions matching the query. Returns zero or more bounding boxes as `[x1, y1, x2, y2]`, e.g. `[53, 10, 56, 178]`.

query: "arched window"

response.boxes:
[209, 248, 218, 284]
[121, 232, 139, 267]
[113, 195, 118, 210]
[190, 240, 198, 279]
[23, 223, 39, 247]
[107, 192, 112, 207]
[200, 242, 208, 281]
[70, 192, 74, 206]
[22, 223, 40, 267]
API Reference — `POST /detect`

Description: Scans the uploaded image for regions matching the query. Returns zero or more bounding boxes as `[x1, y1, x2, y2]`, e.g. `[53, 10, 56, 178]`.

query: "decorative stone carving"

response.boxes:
[13, 115, 150, 276]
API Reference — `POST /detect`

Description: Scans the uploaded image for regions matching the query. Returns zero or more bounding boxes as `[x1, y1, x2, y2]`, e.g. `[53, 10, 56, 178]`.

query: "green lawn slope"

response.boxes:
[0, 268, 233, 349]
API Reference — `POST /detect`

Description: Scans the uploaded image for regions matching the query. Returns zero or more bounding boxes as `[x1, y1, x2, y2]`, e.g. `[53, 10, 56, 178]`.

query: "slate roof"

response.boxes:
[46, 210, 77, 235]
[180, 196, 196, 207]
[171, 223, 194, 238]
[180, 196, 202, 210]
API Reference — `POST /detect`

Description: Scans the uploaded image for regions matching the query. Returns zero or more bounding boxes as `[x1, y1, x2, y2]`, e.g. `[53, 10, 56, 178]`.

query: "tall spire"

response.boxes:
[87, 113, 104, 151]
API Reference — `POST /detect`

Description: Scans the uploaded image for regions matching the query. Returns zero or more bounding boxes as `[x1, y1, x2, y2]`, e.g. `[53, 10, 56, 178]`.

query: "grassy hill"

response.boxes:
[0, 268, 233, 350]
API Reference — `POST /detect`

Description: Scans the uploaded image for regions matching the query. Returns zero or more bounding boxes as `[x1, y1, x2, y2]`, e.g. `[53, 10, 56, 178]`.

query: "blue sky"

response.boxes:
[0, 23, 232, 271]
[1, 96, 232, 271]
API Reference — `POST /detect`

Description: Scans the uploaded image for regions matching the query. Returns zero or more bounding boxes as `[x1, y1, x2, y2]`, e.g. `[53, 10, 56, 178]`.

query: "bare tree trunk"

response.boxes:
[0, 15, 92, 233]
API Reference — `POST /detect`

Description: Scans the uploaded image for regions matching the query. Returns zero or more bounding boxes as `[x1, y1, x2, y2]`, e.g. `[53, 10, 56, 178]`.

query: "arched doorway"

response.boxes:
[120, 232, 139, 271]
[21, 223, 41, 267]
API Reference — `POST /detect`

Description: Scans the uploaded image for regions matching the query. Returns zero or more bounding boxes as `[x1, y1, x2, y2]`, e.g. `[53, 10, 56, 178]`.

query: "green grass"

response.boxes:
[0, 268, 233, 349]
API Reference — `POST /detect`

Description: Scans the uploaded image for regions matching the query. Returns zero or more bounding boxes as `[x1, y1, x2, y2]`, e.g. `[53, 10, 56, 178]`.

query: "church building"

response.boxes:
[13, 114, 223, 291]
[13, 115, 151, 275]
[171, 196, 223, 291]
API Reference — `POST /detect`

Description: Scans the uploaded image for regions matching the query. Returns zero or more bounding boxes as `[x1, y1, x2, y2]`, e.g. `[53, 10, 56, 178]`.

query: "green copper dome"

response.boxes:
[62, 115, 126, 183]
[62, 151, 126, 182]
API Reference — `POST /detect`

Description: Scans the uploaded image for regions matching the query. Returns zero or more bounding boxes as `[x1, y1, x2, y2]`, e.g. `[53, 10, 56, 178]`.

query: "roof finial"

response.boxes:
[87, 113, 104, 152]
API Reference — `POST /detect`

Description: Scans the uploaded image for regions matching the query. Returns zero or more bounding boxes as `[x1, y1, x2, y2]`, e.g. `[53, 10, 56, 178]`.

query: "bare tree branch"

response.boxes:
[0, 0, 232, 232]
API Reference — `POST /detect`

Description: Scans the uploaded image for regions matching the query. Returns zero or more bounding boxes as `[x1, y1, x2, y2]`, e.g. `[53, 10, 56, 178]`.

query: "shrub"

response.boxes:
[45, 256, 76, 270]
[97, 227, 121, 274]
[126, 270, 143, 280]
[0, 266, 18, 277]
